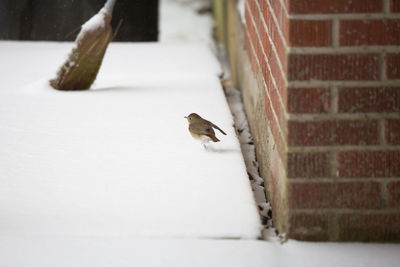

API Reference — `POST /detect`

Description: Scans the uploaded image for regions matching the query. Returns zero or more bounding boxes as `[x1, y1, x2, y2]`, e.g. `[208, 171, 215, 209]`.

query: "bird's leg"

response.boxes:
[201, 138, 210, 150]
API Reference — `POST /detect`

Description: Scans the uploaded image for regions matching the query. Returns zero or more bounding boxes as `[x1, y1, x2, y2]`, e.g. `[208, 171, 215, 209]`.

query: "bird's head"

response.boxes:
[184, 113, 201, 122]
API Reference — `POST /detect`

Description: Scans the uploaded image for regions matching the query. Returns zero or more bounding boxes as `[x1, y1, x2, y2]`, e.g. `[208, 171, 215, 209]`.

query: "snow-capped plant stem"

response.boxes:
[50, 0, 119, 91]
[103, 0, 117, 16]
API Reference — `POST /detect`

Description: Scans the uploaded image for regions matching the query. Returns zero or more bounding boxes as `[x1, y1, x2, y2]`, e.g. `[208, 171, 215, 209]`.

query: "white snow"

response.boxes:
[225, 87, 272, 229]
[76, 0, 116, 43]
[80, 13, 107, 34]
[0, 41, 260, 239]
[237, 0, 246, 24]
[0, 235, 399, 267]
[0, 1, 399, 266]
[159, 0, 214, 47]
[102, 0, 117, 17]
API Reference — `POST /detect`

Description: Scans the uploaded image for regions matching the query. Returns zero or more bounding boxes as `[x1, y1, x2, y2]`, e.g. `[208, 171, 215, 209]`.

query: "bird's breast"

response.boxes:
[190, 132, 210, 141]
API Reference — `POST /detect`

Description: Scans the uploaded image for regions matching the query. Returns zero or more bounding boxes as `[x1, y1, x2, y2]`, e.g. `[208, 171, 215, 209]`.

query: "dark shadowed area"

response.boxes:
[0, 0, 159, 41]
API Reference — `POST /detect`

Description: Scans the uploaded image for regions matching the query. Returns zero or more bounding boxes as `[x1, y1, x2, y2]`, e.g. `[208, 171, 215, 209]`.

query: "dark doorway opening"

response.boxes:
[0, 0, 159, 41]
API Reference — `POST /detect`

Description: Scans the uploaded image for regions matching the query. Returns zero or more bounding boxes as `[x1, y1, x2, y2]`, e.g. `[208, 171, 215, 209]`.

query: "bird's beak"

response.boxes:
[184, 116, 188, 119]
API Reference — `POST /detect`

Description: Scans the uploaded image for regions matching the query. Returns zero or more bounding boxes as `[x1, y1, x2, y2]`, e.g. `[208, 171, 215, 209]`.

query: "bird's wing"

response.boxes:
[190, 122, 220, 142]
[209, 121, 227, 135]
[189, 122, 214, 136]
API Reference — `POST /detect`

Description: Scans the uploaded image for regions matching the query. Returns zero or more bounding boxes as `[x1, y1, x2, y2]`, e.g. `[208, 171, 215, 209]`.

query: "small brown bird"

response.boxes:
[184, 113, 227, 148]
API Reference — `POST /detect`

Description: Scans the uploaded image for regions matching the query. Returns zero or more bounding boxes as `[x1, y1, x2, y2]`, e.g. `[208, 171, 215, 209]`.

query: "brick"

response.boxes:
[267, 0, 289, 41]
[258, 0, 269, 27]
[269, 16, 288, 74]
[268, 172, 279, 229]
[288, 0, 382, 14]
[288, 120, 379, 146]
[338, 151, 400, 178]
[338, 213, 400, 241]
[246, 29, 258, 75]
[261, 57, 286, 135]
[254, 0, 288, 75]
[269, 162, 288, 232]
[246, 2, 260, 50]
[386, 119, 400, 145]
[387, 181, 400, 208]
[288, 54, 380, 81]
[268, 82, 286, 133]
[245, 5, 261, 75]
[255, 4, 265, 53]
[290, 20, 332, 47]
[248, 0, 257, 16]
[288, 88, 330, 113]
[250, 1, 288, 103]
[255, 21, 287, 98]
[270, 55, 287, 106]
[289, 213, 330, 241]
[264, 60, 287, 113]
[287, 152, 331, 178]
[248, 0, 287, 80]
[340, 20, 400, 46]
[391, 0, 400, 12]
[338, 87, 400, 113]
[259, 20, 269, 62]
[387, 53, 400, 79]
[264, 91, 286, 157]
[289, 182, 382, 209]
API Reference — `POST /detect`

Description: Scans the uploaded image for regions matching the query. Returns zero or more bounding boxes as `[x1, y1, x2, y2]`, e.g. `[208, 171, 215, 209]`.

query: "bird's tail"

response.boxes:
[210, 123, 227, 135]
[210, 134, 220, 142]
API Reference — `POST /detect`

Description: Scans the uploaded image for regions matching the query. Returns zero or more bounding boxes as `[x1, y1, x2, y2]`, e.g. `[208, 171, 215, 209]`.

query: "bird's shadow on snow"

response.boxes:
[206, 147, 240, 154]
[90, 86, 142, 93]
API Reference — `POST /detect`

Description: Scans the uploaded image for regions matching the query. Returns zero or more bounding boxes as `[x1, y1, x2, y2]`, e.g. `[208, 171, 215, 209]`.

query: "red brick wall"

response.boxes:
[244, 0, 400, 241]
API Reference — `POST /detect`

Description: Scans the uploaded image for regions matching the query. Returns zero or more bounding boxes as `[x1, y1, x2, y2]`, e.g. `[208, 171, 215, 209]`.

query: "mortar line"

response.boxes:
[288, 80, 400, 88]
[261, 0, 289, 49]
[381, 52, 388, 81]
[330, 86, 339, 114]
[288, 145, 400, 152]
[277, 0, 290, 18]
[288, 112, 400, 121]
[289, 13, 400, 20]
[255, 0, 289, 81]
[381, 180, 390, 209]
[383, 0, 391, 14]
[330, 212, 339, 241]
[288, 177, 400, 183]
[291, 208, 400, 214]
[332, 19, 340, 48]
[247, 1, 289, 120]
[331, 151, 338, 180]
[290, 46, 400, 54]
[247, 29, 289, 149]
[379, 119, 387, 145]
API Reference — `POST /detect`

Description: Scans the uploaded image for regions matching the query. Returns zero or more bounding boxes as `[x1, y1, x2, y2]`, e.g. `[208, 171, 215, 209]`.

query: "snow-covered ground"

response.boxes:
[225, 87, 273, 232]
[159, 0, 214, 47]
[0, 41, 261, 239]
[1, 235, 399, 267]
[0, 1, 399, 266]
